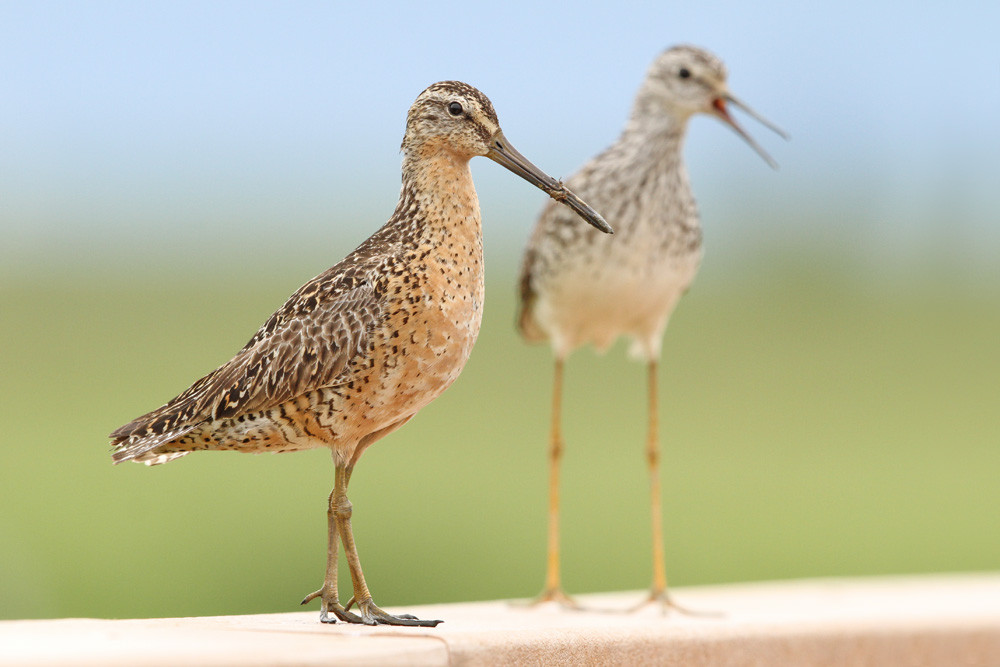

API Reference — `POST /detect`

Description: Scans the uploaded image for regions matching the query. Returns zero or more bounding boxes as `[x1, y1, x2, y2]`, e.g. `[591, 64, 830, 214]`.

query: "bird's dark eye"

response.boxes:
[678, 67, 691, 79]
[448, 102, 463, 116]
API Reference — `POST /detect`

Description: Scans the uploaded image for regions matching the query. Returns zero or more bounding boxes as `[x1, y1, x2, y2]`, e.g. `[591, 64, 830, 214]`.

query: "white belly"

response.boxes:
[534, 243, 701, 360]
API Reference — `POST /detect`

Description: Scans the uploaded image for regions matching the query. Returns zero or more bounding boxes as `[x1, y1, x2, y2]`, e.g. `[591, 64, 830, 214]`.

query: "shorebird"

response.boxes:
[517, 46, 786, 610]
[110, 80, 611, 627]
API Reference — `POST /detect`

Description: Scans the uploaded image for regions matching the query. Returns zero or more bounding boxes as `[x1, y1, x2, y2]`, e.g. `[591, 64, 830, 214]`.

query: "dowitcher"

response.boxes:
[110, 81, 611, 627]
[517, 46, 786, 610]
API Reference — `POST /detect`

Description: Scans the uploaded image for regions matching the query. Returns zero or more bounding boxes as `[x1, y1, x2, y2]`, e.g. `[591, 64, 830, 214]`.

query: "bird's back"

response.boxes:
[111, 194, 486, 465]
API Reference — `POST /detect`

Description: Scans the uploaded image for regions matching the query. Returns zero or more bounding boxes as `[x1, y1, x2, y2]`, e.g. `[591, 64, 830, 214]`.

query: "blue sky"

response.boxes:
[1, 1, 997, 277]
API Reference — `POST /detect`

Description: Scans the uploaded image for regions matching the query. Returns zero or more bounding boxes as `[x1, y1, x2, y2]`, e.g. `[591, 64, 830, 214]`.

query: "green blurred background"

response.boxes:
[1, 2, 998, 620]
[2, 254, 998, 620]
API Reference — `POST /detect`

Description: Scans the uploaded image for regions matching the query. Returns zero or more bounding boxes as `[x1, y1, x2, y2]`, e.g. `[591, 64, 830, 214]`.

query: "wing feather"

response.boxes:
[110, 272, 382, 460]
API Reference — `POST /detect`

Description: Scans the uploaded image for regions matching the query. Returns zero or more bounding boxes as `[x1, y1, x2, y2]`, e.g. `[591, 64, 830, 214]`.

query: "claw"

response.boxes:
[355, 598, 442, 627]
[631, 588, 723, 618]
[302, 588, 365, 624]
[325, 602, 365, 624]
[519, 586, 582, 610]
[305, 589, 440, 626]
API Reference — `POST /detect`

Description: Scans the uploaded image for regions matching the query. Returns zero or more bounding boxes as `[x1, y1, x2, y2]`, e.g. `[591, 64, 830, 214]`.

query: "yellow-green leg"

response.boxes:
[635, 359, 697, 614]
[303, 458, 441, 626]
[337, 463, 441, 626]
[533, 358, 579, 608]
[300, 466, 363, 623]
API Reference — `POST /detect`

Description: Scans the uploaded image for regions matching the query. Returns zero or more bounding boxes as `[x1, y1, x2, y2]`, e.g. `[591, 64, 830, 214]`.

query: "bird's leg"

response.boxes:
[532, 357, 579, 609]
[300, 470, 363, 624]
[647, 359, 668, 601]
[633, 359, 699, 615]
[336, 463, 442, 627]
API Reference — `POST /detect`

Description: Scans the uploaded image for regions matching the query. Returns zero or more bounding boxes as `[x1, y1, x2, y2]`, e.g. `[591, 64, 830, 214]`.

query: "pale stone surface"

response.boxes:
[2, 575, 999, 666]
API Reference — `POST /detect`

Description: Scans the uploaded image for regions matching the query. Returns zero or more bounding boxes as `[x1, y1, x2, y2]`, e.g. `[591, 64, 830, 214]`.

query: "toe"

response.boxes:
[357, 599, 442, 627]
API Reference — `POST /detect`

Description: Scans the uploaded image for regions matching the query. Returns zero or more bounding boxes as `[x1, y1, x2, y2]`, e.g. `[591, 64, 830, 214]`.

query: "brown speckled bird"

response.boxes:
[110, 80, 611, 627]
[517, 46, 785, 611]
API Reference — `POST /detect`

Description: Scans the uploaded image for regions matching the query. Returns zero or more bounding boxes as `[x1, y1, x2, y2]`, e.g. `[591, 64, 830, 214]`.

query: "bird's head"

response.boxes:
[640, 45, 788, 168]
[403, 81, 613, 234]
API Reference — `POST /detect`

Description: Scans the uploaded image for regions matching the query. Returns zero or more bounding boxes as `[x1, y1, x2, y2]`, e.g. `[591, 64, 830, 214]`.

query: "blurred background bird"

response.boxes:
[518, 45, 786, 609]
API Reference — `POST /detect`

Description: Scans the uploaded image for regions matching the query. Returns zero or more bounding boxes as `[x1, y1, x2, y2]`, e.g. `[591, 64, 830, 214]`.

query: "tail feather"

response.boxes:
[108, 370, 220, 464]
[110, 423, 199, 465]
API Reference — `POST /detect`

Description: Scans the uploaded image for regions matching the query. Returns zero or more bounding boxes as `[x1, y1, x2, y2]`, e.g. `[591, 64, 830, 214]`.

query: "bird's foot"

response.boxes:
[300, 588, 364, 624]
[518, 586, 582, 610]
[342, 596, 442, 627]
[630, 588, 723, 618]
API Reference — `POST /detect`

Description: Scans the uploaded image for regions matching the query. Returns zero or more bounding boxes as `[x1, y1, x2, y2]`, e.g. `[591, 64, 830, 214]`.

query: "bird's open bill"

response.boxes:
[711, 94, 789, 170]
[487, 131, 614, 234]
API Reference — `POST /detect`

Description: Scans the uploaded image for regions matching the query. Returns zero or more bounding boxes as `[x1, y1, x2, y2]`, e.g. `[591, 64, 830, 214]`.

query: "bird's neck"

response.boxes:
[620, 102, 690, 168]
[603, 103, 697, 232]
[396, 142, 482, 246]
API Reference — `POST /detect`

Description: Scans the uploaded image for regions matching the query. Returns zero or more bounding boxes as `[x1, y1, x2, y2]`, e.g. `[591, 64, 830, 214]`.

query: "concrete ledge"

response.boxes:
[2, 574, 999, 666]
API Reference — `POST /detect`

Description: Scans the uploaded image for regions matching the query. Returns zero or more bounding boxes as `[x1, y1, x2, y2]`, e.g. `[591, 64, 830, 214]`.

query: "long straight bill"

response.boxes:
[487, 131, 613, 234]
